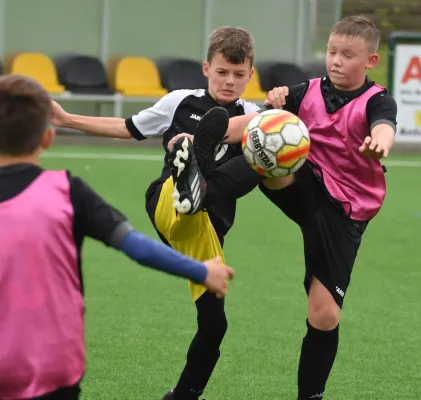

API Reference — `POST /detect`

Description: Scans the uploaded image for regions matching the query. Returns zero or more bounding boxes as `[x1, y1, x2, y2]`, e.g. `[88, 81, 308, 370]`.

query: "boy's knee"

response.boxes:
[308, 277, 341, 331]
[308, 303, 340, 331]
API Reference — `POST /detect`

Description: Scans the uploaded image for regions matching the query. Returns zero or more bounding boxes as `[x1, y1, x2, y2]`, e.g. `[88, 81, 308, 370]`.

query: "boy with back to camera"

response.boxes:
[0, 74, 234, 400]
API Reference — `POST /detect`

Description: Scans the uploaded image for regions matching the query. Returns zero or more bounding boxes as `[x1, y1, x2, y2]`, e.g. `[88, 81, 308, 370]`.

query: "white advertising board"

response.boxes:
[393, 44, 421, 142]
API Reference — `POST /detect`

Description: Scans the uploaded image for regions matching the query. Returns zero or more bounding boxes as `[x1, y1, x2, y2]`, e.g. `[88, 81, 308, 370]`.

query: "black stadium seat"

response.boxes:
[256, 62, 308, 91]
[156, 58, 207, 91]
[54, 54, 114, 94]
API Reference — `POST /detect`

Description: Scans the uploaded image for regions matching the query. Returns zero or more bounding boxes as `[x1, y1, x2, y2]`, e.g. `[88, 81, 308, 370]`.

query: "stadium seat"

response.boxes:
[10, 53, 65, 94]
[302, 61, 328, 79]
[111, 57, 167, 97]
[55, 54, 114, 94]
[242, 68, 267, 100]
[156, 58, 207, 91]
[256, 62, 308, 92]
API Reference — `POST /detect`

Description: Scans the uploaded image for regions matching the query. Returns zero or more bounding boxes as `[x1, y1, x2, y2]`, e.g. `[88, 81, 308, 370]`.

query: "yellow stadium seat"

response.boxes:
[114, 57, 167, 97]
[10, 53, 65, 94]
[242, 69, 267, 100]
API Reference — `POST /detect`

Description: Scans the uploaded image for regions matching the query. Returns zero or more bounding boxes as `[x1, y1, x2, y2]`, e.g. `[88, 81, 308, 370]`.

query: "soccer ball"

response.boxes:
[242, 109, 310, 177]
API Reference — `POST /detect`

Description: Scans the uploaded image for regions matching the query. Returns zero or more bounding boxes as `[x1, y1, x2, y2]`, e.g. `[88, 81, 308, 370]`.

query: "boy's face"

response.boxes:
[203, 53, 253, 104]
[326, 34, 379, 90]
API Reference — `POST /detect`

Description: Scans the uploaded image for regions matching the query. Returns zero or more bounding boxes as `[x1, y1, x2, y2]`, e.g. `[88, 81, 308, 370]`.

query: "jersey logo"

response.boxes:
[190, 114, 202, 121]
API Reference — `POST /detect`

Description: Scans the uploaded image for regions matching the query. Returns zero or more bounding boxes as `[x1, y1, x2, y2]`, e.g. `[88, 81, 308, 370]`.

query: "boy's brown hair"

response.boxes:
[207, 26, 255, 66]
[330, 15, 381, 52]
[0, 74, 51, 155]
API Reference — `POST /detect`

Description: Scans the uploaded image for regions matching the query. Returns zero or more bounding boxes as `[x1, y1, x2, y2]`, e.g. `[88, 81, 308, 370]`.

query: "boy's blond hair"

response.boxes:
[331, 16, 381, 52]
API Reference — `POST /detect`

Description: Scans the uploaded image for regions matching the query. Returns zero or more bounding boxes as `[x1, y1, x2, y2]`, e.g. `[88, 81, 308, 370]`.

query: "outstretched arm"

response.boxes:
[223, 86, 291, 144]
[119, 230, 234, 297]
[223, 113, 259, 144]
[50, 90, 189, 140]
[359, 91, 397, 159]
[51, 101, 131, 138]
[359, 124, 395, 159]
[69, 174, 234, 297]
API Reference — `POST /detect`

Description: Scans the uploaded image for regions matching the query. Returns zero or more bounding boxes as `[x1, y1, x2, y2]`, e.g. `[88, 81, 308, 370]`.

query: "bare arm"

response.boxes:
[168, 113, 258, 151]
[223, 87, 291, 144]
[359, 124, 395, 159]
[223, 113, 259, 144]
[360, 92, 397, 159]
[51, 101, 131, 139]
[66, 114, 131, 139]
[371, 124, 395, 154]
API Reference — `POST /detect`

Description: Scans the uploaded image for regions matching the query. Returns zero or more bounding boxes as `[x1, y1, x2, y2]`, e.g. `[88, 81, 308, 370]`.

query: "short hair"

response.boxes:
[330, 15, 381, 52]
[0, 74, 51, 156]
[207, 26, 255, 66]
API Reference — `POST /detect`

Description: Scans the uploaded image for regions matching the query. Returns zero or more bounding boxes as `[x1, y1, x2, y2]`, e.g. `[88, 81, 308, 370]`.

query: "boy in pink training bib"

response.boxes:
[221, 15, 397, 399]
[0, 74, 234, 400]
[258, 16, 396, 399]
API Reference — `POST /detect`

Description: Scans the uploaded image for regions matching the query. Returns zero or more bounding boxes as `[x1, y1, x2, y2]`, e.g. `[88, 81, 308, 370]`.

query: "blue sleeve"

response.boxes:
[119, 231, 208, 283]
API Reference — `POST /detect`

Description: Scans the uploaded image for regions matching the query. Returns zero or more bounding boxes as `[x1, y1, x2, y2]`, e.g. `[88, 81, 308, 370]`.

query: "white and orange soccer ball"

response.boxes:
[242, 109, 310, 177]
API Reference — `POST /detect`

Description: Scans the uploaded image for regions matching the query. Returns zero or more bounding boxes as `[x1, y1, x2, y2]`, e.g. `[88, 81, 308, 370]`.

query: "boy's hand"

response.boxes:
[50, 101, 70, 127]
[264, 86, 289, 109]
[359, 136, 389, 159]
[168, 133, 194, 152]
[203, 256, 235, 298]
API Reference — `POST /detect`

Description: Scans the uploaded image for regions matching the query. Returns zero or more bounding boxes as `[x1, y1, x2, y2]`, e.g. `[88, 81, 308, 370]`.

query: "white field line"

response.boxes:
[41, 151, 421, 167]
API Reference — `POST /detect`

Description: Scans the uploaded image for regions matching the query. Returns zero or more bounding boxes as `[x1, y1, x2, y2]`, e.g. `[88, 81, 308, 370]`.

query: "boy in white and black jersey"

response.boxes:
[51, 27, 265, 400]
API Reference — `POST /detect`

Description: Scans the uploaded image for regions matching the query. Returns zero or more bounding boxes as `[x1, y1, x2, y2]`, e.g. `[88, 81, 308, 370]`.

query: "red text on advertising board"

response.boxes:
[401, 56, 421, 84]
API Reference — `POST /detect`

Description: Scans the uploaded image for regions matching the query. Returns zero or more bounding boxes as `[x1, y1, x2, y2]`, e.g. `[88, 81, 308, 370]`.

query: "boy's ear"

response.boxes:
[203, 61, 210, 78]
[367, 53, 379, 70]
[40, 127, 55, 150]
[248, 67, 254, 83]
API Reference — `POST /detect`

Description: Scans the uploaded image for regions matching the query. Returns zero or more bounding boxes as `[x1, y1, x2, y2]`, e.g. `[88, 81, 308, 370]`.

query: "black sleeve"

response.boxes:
[366, 91, 398, 132]
[258, 81, 309, 115]
[125, 117, 147, 141]
[68, 172, 134, 249]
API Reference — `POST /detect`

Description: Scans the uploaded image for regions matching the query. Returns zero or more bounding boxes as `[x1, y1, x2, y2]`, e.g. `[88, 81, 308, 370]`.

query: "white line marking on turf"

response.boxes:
[42, 152, 162, 161]
[41, 152, 421, 167]
[383, 160, 421, 167]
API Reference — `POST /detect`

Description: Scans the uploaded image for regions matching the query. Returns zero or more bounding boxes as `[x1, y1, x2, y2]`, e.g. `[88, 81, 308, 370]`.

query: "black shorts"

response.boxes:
[259, 162, 368, 308]
[26, 383, 81, 400]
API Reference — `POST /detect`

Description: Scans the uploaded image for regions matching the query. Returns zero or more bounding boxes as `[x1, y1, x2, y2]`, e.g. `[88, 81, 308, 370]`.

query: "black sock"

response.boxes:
[297, 319, 339, 399]
[173, 291, 227, 400]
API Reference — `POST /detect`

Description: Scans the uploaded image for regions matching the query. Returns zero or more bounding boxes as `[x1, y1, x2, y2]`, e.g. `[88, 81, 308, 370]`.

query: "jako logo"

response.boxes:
[309, 392, 325, 398]
[336, 286, 344, 297]
[190, 114, 202, 121]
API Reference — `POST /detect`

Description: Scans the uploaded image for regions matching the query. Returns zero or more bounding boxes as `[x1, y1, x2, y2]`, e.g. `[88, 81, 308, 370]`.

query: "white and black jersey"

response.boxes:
[125, 89, 259, 182]
[124, 89, 259, 241]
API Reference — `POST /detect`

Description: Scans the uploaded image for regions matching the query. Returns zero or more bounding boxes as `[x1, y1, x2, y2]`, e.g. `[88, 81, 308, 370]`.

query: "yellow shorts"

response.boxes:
[153, 176, 225, 302]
